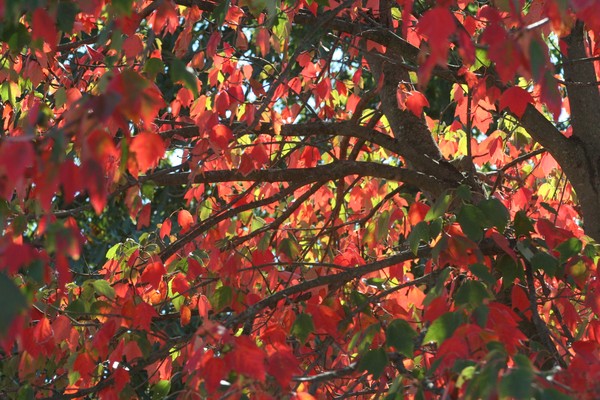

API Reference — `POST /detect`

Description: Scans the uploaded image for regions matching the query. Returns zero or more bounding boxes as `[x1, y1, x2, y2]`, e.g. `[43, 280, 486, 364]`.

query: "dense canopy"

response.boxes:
[1, 0, 600, 399]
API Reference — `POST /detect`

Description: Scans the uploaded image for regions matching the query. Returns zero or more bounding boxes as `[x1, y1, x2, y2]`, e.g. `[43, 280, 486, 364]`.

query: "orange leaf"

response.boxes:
[33, 317, 53, 344]
[160, 218, 172, 239]
[129, 132, 165, 174]
[177, 210, 194, 234]
[408, 202, 430, 226]
[180, 305, 191, 326]
[209, 124, 233, 151]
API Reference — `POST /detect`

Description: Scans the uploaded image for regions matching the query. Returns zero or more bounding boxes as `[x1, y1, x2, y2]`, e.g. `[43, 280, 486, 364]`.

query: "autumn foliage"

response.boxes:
[2, 0, 600, 399]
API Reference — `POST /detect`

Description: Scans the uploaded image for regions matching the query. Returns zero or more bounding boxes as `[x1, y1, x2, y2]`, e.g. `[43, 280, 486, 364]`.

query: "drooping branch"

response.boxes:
[159, 181, 304, 261]
[226, 238, 507, 333]
[226, 245, 434, 331]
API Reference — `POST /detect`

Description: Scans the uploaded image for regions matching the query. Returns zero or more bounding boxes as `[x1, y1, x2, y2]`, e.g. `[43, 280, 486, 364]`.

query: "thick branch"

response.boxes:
[562, 20, 600, 147]
[280, 121, 405, 155]
[519, 105, 574, 166]
[147, 161, 449, 193]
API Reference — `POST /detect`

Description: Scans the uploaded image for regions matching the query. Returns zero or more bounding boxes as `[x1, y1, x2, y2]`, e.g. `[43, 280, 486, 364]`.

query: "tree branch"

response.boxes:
[146, 161, 450, 194]
[562, 20, 600, 147]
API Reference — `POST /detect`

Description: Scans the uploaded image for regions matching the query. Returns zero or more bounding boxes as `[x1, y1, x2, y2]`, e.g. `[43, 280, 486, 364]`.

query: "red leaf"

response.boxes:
[416, 7, 455, 84]
[209, 124, 233, 151]
[316, 79, 331, 101]
[266, 344, 300, 388]
[408, 202, 430, 225]
[131, 301, 158, 331]
[31, 9, 57, 50]
[33, 317, 53, 344]
[225, 336, 266, 382]
[177, 210, 194, 234]
[171, 272, 190, 295]
[405, 91, 430, 116]
[206, 31, 221, 57]
[203, 356, 227, 393]
[238, 153, 255, 176]
[215, 90, 231, 115]
[160, 218, 172, 239]
[74, 353, 96, 383]
[129, 132, 166, 174]
[1, 243, 36, 274]
[0, 140, 34, 200]
[141, 261, 166, 289]
[137, 204, 151, 229]
[113, 367, 130, 392]
[499, 87, 533, 118]
[123, 34, 143, 59]
[187, 257, 204, 281]
[299, 146, 320, 167]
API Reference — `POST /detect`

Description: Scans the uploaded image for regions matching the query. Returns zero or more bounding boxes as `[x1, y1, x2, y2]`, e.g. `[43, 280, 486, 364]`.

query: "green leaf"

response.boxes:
[278, 237, 301, 260]
[529, 39, 546, 81]
[456, 365, 476, 388]
[455, 280, 490, 309]
[555, 237, 582, 263]
[92, 280, 115, 300]
[495, 254, 523, 288]
[457, 204, 485, 242]
[376, 210, 391, 242]
[514, 211, 534, 237]
[57, 2, 79, 33]
[0, 272, 27, 334]
[540, 201, 558, 215]
[211, 285, 232, 312]
[291, 313, 314, 343]
[212, 0, 230, 25]
[469, 264, 496, 287]
[151, 380, 171, 399]
[538, 388, 572, 400]
[473, 304, 489, 327]
[472, 48, 491, 70]
[456, 184, 472, 202]
[356, 323, 380, 355]
[477, 198, 510, 233]
[169, 58, 198, 96]
[106, 243, 121, 260]
[423, 268, 451, 306]
[408, 221, 429, 255]
[112, 0, 134, 15]
[425, 193, 452, 222]
[386, 319, 417, 357]
[423, 312, 462, 345]
[357, 348, 388, 379]
[530, 251, 559, 276]
[17, 384, 34, 400]
[144, 58, 165, 79]
[499, 354, 533, 399]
